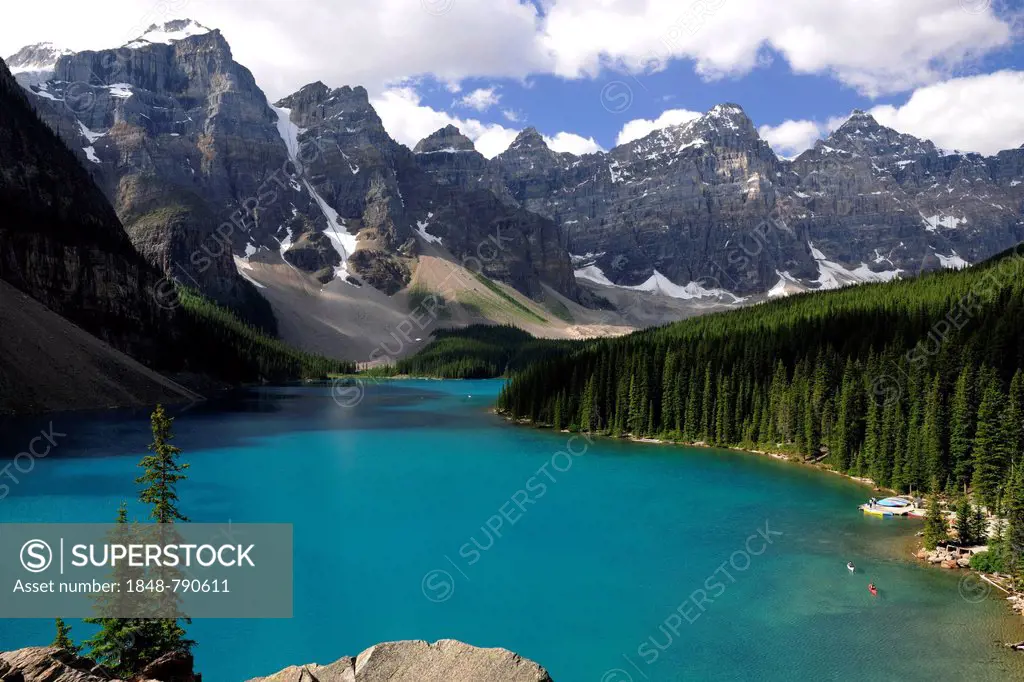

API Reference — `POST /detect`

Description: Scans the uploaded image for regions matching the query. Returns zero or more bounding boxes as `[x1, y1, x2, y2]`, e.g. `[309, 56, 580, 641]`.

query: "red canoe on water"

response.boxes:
[869, 585, 878, 596]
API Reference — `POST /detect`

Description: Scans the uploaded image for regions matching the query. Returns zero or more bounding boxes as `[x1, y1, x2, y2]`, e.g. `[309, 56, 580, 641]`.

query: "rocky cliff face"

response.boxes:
[10, 21, 310, 329]
[0, 57, 173, 363]
[11, 21, 1023, 311]
[11, 23, 579, 312]
[787, 111, 1024, 276]
[482, 105, 1024, 296]
[488, 105, 817, 294]
[273, 82, 578, 299]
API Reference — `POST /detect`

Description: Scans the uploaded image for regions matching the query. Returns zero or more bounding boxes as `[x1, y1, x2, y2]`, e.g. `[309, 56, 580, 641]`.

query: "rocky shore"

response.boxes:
[914, 544, 977, 569]
[0, 640, 553, 682]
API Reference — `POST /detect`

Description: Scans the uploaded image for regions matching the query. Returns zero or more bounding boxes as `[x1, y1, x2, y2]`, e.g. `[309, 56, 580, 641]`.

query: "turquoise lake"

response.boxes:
[1, 379, 1023, 681]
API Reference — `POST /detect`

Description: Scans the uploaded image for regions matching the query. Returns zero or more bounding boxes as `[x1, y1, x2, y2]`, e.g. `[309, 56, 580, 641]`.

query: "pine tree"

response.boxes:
[972, 373, 1006, 511]
[1006, 463, 1024, 582]
[950, 365, 976, 488]
[87, 408, 194, 676]
[921, 375, 946, 486]
[683, 368, 700, 441]
[954, 494, 975, 546]
[923, 490, 947, 550]
[660, 351, 680, 437]
[53, 618, 78, 653]
[138, 405, 190, 524]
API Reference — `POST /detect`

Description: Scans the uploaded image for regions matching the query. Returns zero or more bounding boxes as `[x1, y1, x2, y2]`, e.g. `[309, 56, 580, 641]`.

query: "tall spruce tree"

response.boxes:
[86, 407, 194, 676]
[52, 618, 78, 653]
[972, 373, 1006, 511]
[923, 490, 947, 550]
[1006, 463, 1024, 582]
[950, 365, 976, 489]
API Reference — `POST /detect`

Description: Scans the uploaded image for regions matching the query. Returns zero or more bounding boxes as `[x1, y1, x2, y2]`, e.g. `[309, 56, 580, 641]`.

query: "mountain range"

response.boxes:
[5, 18, 1024, 361]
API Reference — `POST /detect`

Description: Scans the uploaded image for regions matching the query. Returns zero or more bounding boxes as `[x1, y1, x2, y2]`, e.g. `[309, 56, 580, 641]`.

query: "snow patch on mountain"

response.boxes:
[629, 270, 744, 303]
[574, 264, 615, 286]
[809, 242, 902, 290]
[125, 20, 211, 48]
[767, 271, 805, 299]
[107, 84, 134, 99]
[77, 120, 104, 144]
[921, 212, 966, 231]
[415, 215, 443, 245]
[936, 251, 969, 270]
[272, 105, 357, 281]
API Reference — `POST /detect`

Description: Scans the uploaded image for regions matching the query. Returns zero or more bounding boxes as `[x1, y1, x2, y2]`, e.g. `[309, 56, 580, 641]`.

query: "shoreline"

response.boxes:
[500, 413, 1024, 643]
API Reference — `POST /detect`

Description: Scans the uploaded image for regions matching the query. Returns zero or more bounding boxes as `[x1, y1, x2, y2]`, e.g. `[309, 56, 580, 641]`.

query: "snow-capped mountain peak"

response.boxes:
[5, 42, 73, 87]
[5, 42, 72, 73]
[124, 19, 212, 49]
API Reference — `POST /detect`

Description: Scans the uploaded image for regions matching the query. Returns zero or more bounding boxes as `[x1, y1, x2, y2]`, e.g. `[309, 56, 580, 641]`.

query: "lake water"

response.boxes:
[1, 380, 1023, 681]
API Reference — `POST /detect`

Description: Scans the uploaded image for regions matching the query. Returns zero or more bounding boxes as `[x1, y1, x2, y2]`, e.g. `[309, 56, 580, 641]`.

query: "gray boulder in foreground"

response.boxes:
[248, 639, 553, 682]
[0, 640, 552, 682]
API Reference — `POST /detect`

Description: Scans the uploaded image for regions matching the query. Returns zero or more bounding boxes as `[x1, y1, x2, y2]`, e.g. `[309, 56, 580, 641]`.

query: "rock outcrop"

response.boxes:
[248, 639, 552, 682]
[0, 641, 550, 682]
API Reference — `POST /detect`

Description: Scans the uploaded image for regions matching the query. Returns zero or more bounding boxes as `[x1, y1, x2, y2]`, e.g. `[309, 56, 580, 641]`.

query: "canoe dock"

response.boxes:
[859, 496, 924, 518]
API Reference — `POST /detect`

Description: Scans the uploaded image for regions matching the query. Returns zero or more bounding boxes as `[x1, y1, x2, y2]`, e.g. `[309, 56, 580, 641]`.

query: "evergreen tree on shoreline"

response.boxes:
[52, 619, 78, 654]
[85, 406, 194, 676]
[924, 490, 947, 551]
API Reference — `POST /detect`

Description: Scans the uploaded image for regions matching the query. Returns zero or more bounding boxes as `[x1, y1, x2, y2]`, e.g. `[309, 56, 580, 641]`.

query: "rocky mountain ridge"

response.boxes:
[8, 18, 1024, 325]
[461, 103, 1024, 297]
[7, 22, 578, 319]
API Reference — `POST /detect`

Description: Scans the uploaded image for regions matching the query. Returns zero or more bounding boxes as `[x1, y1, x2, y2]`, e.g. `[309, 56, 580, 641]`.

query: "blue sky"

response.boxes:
[5, 0, 1024, 158]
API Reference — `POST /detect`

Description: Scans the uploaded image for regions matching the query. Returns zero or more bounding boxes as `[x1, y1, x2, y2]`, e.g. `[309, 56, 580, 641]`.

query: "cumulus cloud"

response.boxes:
[758, 119, 825, 158]
[538, 0, 1012, 96]
[1, 0, 1014, 101]
[867, 71, 1024, 156]
[372, 87, 601, 158]
[616, 108, 703, 146]
[543, 132, 604, 155]
[0, 0, 547, 99]
[371, 87, 519, 158]
[456, 87, 501, 112]
[757, 72, 1024, 158]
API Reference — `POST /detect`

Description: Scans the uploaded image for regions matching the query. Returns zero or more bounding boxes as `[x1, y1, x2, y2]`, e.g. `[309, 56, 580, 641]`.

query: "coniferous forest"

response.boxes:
[498, 246, 1024, 503]
[177, 288, 354, 381]
[395, 325, 573, 378]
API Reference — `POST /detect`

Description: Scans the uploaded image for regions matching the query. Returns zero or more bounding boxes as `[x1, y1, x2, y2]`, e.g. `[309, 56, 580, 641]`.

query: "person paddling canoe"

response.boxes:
[868, 583, 878, 596]
[847, 562, 856, 573]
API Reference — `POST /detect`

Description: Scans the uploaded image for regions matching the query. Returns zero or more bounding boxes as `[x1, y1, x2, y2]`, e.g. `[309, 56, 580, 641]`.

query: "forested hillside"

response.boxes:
[498, 246, 1024, 502]
[177, 289, 354, 382]
[395, 325, 573, 379]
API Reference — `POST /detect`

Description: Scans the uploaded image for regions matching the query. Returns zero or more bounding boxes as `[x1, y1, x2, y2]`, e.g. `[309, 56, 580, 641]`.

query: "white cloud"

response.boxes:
[867, 71, 1024, 156]
[0, 1, 1013, 101]
[538, 0, 1012, 96]
[456, 87, 501, 112]
[502, 109, 521, 123]
[759, 119, 825, 158]
[758, 72, 1024, 158]
[616, 108, 702, 146]
[0, 0, 547, 100]
[372, 87, 602, 158]
[543, 132, 604, 155]
[371, 87, 519, 158]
